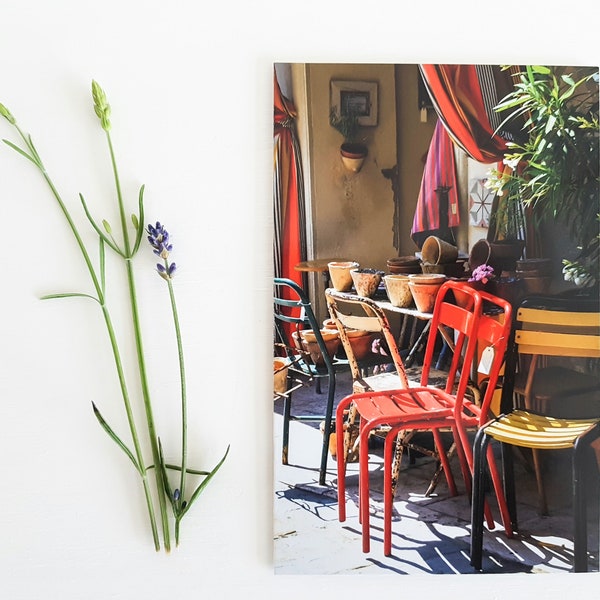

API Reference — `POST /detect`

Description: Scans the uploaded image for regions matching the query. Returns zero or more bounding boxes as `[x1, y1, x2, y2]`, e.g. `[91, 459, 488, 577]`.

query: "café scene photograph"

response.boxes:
[272, 63, 600, 576]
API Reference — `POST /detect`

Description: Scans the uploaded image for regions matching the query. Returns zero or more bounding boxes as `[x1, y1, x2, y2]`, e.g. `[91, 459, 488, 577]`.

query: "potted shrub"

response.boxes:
[330, 106, 368, 172]
[486, 65, 599, 289]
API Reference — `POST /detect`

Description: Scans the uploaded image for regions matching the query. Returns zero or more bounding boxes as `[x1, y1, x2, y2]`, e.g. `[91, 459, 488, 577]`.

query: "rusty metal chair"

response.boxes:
[325, 288, 449, 470]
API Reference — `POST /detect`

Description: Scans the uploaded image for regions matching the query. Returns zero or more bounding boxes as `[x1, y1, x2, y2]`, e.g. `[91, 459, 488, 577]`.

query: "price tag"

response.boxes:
[478, 346, 495, 375]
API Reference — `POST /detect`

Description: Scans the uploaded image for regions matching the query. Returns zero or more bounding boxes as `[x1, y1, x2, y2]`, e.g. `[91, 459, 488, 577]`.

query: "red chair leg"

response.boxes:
[359, 423, 373, 553]
[335, 396, 353, 522]
[383, 429, 397, 556]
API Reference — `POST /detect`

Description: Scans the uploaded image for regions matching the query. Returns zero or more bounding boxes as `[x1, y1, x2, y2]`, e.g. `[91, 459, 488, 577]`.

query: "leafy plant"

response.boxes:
[329, 106, 362, 143]
[0, 82, 229, 551]
[486, 65, 599, 285]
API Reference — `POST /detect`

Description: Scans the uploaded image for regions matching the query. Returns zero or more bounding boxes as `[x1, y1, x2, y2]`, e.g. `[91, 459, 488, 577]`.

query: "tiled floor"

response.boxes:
[273, 370, 599, 575]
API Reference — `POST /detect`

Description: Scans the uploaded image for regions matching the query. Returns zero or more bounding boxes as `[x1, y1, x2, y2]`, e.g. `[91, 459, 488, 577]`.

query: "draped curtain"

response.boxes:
[419, 64, 523, 164]
[274, 69, 306, 286]
[274, 69, 307, 341]
[411, 120, 460, 247]
[418, 64, 530, 247]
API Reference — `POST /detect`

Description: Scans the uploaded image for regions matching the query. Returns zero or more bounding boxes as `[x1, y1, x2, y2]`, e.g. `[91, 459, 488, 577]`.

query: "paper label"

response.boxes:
[478, 346, 495, 375]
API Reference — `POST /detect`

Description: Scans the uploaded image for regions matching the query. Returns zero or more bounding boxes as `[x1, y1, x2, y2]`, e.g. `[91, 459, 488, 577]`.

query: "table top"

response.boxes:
[295, 258, 348, 273]
[325, 287, 433, 319]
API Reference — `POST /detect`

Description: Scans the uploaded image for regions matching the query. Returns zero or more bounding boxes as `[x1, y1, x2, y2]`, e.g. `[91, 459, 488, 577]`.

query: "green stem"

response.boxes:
[101, 303, 160, 550]
[166, 276, 187, 545]
[124, 258, 171, 551]
[11, 124, 161, 550]
[104, 127, 170, 551]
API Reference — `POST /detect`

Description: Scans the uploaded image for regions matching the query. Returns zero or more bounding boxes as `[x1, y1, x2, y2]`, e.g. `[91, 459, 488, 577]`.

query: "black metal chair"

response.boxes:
[273, 277, 347, 485]
[470, 292, 600, 572]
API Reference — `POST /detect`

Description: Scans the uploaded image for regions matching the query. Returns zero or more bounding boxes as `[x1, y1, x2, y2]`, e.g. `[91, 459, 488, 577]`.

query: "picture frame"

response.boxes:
[330, 80, 378, 126]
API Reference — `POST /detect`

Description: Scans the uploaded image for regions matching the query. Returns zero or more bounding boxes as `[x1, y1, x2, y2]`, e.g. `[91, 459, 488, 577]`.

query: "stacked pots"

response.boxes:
[516, 258, 552, 295]
[386, 256, 421, 275]
[420, 235, 462, 276]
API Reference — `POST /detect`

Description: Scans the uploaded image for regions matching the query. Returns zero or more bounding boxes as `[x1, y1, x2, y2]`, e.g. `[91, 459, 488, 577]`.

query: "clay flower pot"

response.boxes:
[383, 274, 413, 308]
[469, 238, 526, 273]
[273, 357, 289, 395]
[346, 329, 375, 361]
[421, 236, 459, 265]
[407, 273, 446, 313]
[328, 261, 359, 292]
[292, 329, 340, 366]
[350, 268, 384, 298]
[340, 142, 368, 173]
[387, 256, 421, 274]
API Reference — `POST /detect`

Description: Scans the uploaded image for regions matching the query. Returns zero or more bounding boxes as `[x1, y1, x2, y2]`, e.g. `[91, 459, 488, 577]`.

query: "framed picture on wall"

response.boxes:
[330, 80, 378, 126]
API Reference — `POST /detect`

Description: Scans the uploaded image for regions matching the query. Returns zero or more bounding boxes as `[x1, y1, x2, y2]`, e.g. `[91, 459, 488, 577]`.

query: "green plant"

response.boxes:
[0, 82, 229, 551]
[329, 106, 362, 143]
[486, 65, 599, 285]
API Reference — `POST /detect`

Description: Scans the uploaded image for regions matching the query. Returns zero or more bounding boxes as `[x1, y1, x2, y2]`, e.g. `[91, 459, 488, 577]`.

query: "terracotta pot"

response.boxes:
[408, 280, 444, 313]
[516, 258, 552, 274]
[340, 142, 367, 173]
[350, 268, 383, 298]
[346, 330, 375, 361]
[328, 261, 359, 292]
[421, 263, 446, 274]
[469, 238, 525, 273]
[452, 280, 486, 309]
[387, 256, 421, 274]
[407, 273, 446, 285]
[383, 274, 413, 308]
[273, 358, 289, 395]
[421, 236, 459, 265]
[519, 275, 552, 295]
[489, 277, 525, 306]
[292, 330, 340, 366]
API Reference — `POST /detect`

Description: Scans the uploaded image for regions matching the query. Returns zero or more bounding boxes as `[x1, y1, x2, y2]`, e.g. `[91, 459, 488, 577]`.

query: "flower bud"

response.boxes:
[0, 102, 16, 124]
[91, 80, 111, 131]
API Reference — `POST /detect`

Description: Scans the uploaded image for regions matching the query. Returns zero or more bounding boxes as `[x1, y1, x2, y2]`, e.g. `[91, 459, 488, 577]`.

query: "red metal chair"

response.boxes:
[381, 289, 513, 555]
[337, 281, 511, 554]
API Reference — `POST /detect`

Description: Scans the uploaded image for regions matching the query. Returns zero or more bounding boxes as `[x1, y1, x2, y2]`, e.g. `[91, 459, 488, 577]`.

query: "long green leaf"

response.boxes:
[92, 402, 141, 474]
[79, 193, 123, 256]
[40, 292, 100, 303]
[179, 444, 230, 518]
[99, 236, 106, 298]
[2, 139, 38, 166]
[131, 184, 146, 255]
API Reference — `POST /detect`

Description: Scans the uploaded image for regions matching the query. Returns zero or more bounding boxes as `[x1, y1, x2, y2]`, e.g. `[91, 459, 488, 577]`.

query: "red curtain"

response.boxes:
[274, 70, 305, 287]
[274, 70, 307, 342]
[419, 64, 523, 164]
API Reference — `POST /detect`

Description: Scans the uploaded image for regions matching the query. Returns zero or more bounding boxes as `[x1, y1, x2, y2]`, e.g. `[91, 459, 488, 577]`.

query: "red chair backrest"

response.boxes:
[420, 281, 483, 403]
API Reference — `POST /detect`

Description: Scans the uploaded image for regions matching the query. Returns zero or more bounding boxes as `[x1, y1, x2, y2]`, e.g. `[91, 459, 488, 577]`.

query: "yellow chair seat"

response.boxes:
[484, 409, 600, 450]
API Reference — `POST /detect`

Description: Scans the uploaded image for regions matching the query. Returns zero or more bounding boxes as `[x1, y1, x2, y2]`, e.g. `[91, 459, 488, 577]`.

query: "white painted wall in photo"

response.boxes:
[0, 0, 598, 598]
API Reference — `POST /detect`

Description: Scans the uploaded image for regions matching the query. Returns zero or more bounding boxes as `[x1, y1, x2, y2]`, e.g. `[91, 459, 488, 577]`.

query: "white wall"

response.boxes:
[0, 1, 598, 599]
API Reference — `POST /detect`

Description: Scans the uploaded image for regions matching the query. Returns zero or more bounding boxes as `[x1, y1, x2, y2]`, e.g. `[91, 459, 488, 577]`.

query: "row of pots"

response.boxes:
[328, 260, 445, 313]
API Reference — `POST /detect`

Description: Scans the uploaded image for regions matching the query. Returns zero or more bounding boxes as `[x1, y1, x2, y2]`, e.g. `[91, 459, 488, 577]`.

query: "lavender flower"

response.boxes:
[157, 262, 177, 280]
[147, 221, 173, 259]
[147, 222, 177, 279]
[469, 263, 495, 284]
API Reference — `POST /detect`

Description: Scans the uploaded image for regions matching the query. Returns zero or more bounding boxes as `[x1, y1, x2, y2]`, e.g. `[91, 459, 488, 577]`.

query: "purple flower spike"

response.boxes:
[156, 262, 176, 280]
[147, 221, 173, 259]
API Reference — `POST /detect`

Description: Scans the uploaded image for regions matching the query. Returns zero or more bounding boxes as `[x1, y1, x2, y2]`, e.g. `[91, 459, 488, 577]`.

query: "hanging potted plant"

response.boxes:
[330, 106, 368, 172]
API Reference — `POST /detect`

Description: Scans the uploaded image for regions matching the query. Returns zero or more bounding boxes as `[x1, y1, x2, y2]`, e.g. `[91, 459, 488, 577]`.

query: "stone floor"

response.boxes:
[273, 369, 599, 576]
